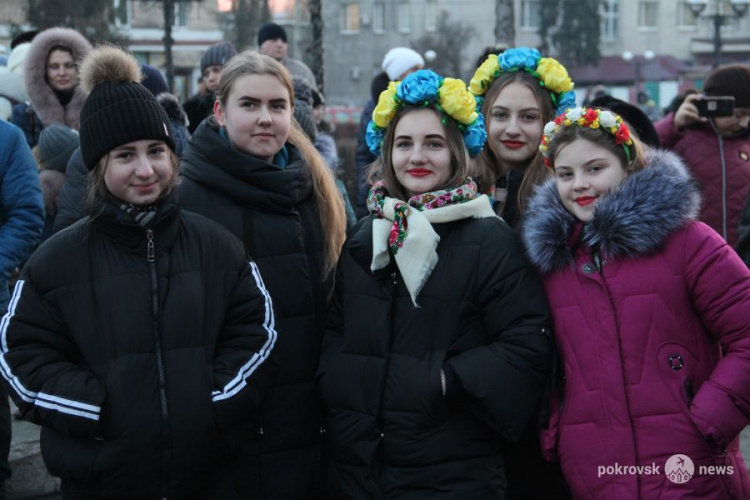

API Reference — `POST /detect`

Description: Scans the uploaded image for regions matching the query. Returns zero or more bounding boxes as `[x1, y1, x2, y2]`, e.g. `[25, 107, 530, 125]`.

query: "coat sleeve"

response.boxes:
[653, 112, 684, 150]
[1, 274, 104, 439]
[685, 223, 750, 449]
[444, 225, 553, 442]
[211, 259, 279, 430]
[0, 123, 44, 280]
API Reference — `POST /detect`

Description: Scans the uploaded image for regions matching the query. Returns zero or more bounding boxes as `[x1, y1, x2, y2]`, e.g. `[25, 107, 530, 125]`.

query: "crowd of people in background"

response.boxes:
[0, 19, 749, 500]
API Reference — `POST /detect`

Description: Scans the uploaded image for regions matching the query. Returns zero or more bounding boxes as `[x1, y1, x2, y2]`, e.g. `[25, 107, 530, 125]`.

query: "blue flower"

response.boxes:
[498, 47, 541, 73]
[555, 90, 577, 116]
[366, 120, 384, 157]
[463, 116, 488, 157]
[397, 69, 443, 105]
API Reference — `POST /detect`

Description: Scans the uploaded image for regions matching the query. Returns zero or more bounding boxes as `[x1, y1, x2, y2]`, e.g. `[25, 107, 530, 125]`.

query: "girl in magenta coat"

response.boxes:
[522, 106, 750, 499]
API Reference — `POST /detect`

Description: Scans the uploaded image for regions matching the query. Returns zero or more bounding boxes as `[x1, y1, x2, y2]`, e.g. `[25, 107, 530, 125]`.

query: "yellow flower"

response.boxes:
[590, 120, 600, 129]
[537, 58, 574, 94]
[372, 82, 400, 128]
[439, 78, 477, 125]
[470, 55, 500, 96]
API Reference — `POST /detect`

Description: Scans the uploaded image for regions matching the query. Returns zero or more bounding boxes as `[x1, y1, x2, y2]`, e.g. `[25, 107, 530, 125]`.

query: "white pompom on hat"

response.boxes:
[381, 47, 425, 81]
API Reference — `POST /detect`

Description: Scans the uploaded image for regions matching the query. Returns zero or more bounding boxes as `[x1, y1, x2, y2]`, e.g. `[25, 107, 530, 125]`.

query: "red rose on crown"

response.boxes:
[583, 108, 599, 124]
[614, 123, 630, 145]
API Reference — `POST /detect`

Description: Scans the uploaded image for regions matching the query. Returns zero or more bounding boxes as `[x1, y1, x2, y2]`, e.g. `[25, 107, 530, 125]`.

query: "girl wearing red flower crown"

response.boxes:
[522, 107, 750, 499]
[317, 69, 553, 498]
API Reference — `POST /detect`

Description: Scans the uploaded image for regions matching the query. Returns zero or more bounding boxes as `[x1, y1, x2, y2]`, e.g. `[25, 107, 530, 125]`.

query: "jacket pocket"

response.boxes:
[41, 426, 103, 483]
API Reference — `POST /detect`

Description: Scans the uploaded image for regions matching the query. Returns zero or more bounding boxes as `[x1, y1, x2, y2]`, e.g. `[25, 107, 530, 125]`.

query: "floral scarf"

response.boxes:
[367, 178, 496, 306]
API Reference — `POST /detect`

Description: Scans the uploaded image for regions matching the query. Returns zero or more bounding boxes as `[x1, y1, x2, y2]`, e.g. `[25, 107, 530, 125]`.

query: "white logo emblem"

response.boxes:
[665, 454, 694, 484]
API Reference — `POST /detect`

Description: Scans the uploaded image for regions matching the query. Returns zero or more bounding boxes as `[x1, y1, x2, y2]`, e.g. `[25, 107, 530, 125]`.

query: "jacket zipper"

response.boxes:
[147, 229, 172, 499]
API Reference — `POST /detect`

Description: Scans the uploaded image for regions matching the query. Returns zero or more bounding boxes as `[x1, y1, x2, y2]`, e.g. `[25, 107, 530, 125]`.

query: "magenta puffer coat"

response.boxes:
[655, 113, 750, 247]
[522, 150, 750, 499]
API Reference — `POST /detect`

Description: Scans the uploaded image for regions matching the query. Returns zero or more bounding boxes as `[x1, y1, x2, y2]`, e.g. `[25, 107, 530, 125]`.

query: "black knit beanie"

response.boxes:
[79, 46, 175, 170]
[257, 23, 287, 47]
[200, 41, 237, 73]
[704, 64, 750, 108]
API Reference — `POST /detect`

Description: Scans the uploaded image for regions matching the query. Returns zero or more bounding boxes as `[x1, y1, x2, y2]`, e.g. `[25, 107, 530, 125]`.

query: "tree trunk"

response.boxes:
[308, 0, 324, 92]
[495, 0, 515, 45]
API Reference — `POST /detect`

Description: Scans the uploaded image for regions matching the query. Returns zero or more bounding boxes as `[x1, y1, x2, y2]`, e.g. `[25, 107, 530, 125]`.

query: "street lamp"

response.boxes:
[622, 50, 656, 94]
[687, 0, 750, 68]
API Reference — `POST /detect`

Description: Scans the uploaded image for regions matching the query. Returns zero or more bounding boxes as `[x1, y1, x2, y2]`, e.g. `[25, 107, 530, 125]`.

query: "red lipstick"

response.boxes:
[574, 196, 596, 207]
[407, 169, 432, 177]
[501, 140, 526, 150]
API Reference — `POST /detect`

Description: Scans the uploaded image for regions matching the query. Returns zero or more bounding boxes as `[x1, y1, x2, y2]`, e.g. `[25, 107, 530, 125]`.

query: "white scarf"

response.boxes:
[371, 194, 496, 306]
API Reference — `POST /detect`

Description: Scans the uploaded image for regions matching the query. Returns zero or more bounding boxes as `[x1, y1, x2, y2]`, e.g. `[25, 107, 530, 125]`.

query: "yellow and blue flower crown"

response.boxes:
[365, 69, 487, 157]
[469, 47, 576, 116]
[539, 107, 635, 168]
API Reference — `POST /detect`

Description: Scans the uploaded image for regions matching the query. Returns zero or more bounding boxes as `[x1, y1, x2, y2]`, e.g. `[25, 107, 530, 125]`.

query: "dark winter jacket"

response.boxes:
[1, 197, 278, 498]
[179, 118, 330, 499]
[318, 214, 553, 499]
[183, 91, 215, 135]
[523, 151, 750, 499]
[53, 147, 86, 232]
[655, 112, 750, 246]
[10, 28, 91, 147]
[0, 120, 44, 312]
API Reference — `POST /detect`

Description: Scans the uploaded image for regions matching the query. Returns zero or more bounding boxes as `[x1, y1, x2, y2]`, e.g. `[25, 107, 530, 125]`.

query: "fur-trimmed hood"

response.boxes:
[24, 28, 92, 129]
[522, 149, 701, 274]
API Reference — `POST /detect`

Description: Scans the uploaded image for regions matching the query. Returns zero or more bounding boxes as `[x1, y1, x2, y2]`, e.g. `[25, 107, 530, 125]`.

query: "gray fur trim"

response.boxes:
[522, 149, 701, 274]
[24, 28, 92, 129]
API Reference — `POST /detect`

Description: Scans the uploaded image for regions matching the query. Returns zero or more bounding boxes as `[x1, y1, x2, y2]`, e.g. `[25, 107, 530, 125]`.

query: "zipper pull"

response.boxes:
[146, 229, 155, 262]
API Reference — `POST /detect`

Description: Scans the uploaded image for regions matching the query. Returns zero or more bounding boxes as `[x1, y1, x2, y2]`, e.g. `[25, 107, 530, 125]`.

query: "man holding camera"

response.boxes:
[656, 64, 750, 248]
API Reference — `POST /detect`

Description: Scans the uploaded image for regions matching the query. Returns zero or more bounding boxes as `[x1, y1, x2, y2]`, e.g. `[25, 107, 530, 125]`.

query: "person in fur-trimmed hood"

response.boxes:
[10, 27, 91, 147]
[522, 106, 750, 499]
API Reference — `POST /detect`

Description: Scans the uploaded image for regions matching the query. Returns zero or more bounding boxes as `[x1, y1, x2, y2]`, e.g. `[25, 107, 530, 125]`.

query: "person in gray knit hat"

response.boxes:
[1, 45, 277, 498]
[184, 41, 237, 134]
[34, 124, 79, 172]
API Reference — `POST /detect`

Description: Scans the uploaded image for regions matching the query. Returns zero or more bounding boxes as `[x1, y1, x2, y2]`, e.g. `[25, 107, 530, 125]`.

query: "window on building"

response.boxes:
[677, 1, 698, 26]
[112, 0, 131, 27]
[519, 0, 541, 29]
[174, 2, 190, 27]
[398, 3, 410, 33]
[600, 0, 620, 40]
[341, 3, 360, 33]
[425, 0, 437, 31]
[373, 2, 385, 32]
[638, 1, 659, 28]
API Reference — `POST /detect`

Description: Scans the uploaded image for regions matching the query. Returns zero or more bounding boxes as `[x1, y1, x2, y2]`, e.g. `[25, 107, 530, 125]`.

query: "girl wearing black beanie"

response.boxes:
[0, 46, 278, 499]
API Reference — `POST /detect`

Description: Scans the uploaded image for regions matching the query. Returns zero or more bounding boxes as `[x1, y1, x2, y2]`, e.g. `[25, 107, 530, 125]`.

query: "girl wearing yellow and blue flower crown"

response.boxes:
[469, 47, 576, 228]
[316, 69, 553, 498]
[523, 107, 750, 499]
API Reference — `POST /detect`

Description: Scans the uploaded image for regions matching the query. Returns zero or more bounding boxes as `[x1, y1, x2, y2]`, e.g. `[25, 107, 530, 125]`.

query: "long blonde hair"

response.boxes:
[216, 50, 346, 276]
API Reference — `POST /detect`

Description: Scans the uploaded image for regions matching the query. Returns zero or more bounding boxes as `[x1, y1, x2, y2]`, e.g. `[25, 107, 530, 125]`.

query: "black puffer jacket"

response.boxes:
[179, 118, 330, 498]
[1, 198, 278, 498]
[318, 215, 553, 499]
